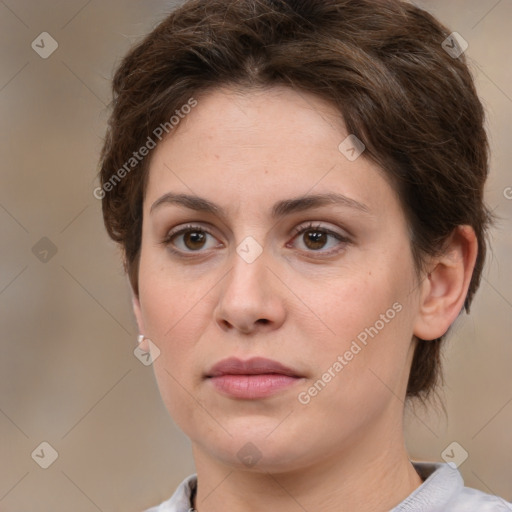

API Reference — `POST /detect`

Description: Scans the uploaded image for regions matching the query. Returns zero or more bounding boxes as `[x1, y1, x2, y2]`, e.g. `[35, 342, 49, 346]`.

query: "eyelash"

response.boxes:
[289, 222, 350, 256]
[161, 222, 350, 258]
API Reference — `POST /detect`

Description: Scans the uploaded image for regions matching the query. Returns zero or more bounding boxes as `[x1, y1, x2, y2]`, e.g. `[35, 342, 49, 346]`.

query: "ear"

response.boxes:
[130, 282, 150, 352]
[413, 225, 478, 341]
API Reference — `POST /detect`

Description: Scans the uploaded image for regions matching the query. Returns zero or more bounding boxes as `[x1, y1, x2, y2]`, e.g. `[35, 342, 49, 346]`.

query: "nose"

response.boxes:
[214, 242, 287, 335]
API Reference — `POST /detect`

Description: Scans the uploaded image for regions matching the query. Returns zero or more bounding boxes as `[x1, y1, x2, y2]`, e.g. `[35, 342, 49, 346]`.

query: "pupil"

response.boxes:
[185, 231, 205, 249]
[305, 230, 326, 250]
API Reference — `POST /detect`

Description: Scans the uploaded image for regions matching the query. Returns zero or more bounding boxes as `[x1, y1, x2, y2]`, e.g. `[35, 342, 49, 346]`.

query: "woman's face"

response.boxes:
[134, 85, 424, 472]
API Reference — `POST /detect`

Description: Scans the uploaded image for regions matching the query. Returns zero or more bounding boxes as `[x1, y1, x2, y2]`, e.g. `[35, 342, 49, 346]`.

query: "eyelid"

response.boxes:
[291, 221, 349, 239]
[163, 222, 214, 239]
[161, 223, 220, 246]
[288, 221, 351, 256]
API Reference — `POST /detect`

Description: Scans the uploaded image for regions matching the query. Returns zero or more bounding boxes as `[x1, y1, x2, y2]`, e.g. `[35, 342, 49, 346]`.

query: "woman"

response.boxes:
[98, 0, 509, 510]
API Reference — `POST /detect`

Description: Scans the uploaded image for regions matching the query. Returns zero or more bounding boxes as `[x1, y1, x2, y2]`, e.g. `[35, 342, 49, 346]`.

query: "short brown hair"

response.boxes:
[98, 0, 493, 399]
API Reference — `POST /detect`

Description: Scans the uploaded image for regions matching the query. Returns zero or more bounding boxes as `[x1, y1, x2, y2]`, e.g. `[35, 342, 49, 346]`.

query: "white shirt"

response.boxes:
[144, 462, 511, 511]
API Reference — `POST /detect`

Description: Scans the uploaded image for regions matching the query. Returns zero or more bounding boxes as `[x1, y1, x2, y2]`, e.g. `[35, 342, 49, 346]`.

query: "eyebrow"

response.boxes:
[150, 191, 370, 218]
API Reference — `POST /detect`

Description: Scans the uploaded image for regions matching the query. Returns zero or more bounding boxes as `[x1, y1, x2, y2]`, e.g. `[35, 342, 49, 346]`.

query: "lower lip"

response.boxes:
[208, 374, 301, 399]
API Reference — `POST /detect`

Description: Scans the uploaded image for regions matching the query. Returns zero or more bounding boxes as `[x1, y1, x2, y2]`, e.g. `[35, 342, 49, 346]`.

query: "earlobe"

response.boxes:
[413, 225, 478, 341]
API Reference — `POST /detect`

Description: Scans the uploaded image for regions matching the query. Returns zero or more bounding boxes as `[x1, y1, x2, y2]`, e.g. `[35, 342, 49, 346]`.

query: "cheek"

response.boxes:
[296, 303, 414, 435]
[140, 282, 206, 363]
[310, 266, 415, 388]
[313, 271, 398, 338]
[136, 256, 201, 376]
[137, 247, 209, 337]
[137, 268, 210, 426]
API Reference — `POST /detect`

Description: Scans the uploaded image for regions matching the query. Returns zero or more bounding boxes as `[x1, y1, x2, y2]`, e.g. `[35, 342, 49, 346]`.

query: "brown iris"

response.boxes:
[183, 230, 207, 250]
[302, 229, 327, 250]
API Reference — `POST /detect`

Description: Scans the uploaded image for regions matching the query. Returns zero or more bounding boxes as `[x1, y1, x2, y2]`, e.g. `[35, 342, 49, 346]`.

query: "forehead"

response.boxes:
[175, 84, 347, 149]
[144, 85, 401, 223]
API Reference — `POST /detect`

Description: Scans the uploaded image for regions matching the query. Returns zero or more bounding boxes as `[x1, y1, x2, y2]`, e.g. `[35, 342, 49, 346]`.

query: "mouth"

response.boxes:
[205, 357, 304, 399]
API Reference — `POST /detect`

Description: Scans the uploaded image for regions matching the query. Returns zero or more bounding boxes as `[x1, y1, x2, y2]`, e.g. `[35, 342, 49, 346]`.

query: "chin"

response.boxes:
[202, 430, 315, 473]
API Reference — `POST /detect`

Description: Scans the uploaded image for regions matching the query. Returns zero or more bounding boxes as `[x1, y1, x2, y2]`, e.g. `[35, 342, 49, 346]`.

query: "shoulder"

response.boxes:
[143, 473, 197, 512]
[393, 462, 511, 511]
[447, 485, 512, 511]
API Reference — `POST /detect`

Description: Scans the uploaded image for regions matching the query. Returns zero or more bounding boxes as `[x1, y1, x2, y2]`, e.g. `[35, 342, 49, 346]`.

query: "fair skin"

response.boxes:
[133, 85, 477, 512]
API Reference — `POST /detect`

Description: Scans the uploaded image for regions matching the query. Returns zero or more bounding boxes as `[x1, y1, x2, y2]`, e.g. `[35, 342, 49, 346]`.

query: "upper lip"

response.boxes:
[206, 357, 302, 378]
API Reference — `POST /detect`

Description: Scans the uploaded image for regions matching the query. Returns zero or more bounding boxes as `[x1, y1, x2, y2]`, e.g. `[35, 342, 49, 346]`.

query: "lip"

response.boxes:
[206, 357, 301, 378]
[205, 357, 303, 399]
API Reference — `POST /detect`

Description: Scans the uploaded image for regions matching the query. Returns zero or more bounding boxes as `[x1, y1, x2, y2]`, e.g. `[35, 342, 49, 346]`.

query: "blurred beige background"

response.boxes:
[0, 0, 510, 510]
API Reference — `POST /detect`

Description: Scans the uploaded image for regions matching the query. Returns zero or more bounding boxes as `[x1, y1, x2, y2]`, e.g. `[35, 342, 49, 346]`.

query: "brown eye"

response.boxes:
[290, 222, 350, 256]
[163, 224, 221, 253]
[182, 230, 207, 250]
[302, 229, 328, 250]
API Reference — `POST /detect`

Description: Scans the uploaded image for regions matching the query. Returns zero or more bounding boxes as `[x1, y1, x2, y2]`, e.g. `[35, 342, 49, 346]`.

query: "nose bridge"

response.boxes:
[228, 234, 269, 296]
[215, 233, 285, 332]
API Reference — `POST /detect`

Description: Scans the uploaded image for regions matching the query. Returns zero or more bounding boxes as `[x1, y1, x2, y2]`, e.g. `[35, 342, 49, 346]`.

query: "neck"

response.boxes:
[191, 428, 423, 512]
